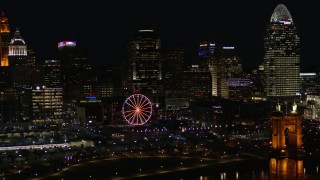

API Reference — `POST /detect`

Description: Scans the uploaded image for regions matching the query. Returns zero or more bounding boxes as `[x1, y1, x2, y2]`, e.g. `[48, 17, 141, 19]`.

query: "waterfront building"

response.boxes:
[22, 86, 63, 123]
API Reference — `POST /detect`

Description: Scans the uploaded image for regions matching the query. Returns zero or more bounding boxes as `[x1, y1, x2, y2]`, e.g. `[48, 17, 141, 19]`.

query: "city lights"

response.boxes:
[0, 2, 319, 180]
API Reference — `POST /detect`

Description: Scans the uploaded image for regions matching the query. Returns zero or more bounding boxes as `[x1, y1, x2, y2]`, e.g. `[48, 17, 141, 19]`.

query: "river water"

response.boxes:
[194, 158, 320, 180]
[40, 157, 320, 179]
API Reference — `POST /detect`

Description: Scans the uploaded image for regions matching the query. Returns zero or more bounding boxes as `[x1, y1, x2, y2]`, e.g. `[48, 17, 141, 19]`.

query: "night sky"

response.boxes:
[2, 0, 317, 71]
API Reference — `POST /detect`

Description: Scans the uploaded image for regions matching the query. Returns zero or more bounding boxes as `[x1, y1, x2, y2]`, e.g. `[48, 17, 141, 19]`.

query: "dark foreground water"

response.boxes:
[156, 158, 320, 180]
[180, 158, 320, 180]
[43, 157, 320, 180]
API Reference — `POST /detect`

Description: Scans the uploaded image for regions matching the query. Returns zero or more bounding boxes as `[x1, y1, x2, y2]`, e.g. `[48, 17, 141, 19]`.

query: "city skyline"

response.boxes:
[1, 1, 317, 70]
[1, 2, 320, 179]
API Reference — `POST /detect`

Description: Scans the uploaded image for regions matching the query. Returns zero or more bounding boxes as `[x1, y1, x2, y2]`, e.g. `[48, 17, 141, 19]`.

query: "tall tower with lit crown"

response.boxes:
[58, 41, 76, 67]
[9, 28, 27, 59]
[263, 4, 301, 101]
[0, 11, 11, 66]
[9, 28, 30, 87]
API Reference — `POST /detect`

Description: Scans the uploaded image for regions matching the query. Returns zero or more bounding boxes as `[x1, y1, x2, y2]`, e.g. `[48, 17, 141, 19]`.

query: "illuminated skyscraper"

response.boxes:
[300, 72, 320, 100]
[26, 49, 36, 67]
[198, 42, 216, 68]
[44, 60, 61, 88]
[184, 65, 212, 102]
[8, 28, 27, 63]
[8, 28, 30, 87]
[58, 41, 84, 101]
[0, 11, 11, 66]
[216, 46, 242, 99]
[263, 4, 301, 100]
[58, 41, 76, 67]
[128, 30, 161, 82]
[127, 30, 162, 106]
[22, 86, 63, 123]
[220, 46, 242, 79]
[199, 42, 239, 99]
[163, 48, 189, 109]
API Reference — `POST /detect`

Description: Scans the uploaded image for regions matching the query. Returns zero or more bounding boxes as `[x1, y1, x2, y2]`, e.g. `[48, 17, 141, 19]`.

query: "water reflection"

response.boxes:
[269, 158, 303, 178]
[198, 159, 319, 180]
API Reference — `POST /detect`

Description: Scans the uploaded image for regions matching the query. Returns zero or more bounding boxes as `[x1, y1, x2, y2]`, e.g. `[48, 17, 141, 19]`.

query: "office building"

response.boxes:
[183, 65, 212, 102]
[219, 46, 242, 79]
[44, 60, 61, 88]
[22, 86, 63, 123]
[262, 4, 301, 101]
[127, 29, 162, 106]
[198, 42, 216, 68]
[163, 48, 189, 110]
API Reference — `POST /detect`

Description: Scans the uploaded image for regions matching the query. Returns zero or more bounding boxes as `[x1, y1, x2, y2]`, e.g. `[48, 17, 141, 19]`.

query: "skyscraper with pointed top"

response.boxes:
[0, 11, 11, 66]
[262, 4, 301, 101]
[9, 28, 27, 60]
[9, 27, 31, 87]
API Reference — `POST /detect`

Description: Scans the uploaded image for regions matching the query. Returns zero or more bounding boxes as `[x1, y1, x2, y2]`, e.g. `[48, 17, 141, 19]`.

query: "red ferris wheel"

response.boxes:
[122, 94, 152, 125]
